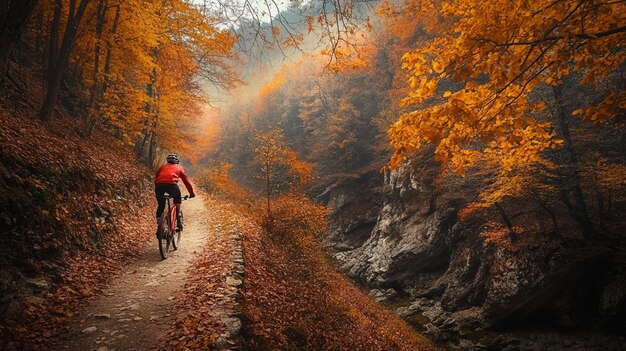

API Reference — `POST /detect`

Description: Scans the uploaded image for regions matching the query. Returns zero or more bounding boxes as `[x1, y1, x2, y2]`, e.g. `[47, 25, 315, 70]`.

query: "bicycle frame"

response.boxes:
[163, 194, 189, 233]
[158, 194, 190, 260]
[167, 198, 177, 233]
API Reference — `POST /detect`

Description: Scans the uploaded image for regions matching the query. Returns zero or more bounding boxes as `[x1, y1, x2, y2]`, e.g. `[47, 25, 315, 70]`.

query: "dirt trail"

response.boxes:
[56, 196, 210, 351]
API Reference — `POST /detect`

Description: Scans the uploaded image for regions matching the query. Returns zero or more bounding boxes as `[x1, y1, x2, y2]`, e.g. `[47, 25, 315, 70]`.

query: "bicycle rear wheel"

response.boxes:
[157, 214, 171, 259]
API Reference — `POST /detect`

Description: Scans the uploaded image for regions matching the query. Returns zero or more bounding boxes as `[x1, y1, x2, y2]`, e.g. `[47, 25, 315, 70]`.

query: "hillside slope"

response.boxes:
[203, 196, 439, 350]
[0, 80, 154, 349]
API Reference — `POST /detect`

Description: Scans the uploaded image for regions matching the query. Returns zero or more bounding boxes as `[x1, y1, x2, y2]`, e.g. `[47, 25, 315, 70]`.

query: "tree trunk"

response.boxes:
[40, 65, 63, 119]
[531, 192, 559, 237]
[147, 131, 157, 167]
[92, 3, 120, 124]
[0, 0, 38, 84]
[553, 85, 594, 238]
[35, 3, 44, 53]
[495, 202, 517, 242]
[83, 0, 107, 135]
[135, 130, 149, 158]
[40, 0, 90, 121]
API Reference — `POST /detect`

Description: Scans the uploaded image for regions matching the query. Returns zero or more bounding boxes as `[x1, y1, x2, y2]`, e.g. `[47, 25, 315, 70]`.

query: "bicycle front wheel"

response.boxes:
[157, 214, 171, 259]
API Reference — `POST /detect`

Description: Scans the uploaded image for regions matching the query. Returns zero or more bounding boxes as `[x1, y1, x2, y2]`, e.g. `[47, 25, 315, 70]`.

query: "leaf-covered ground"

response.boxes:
[165, 196, 245, 350]
[0, 78, 155, 350]
[55, 195, 233, 351]
[0, 76, 436, 350]
[225, 204, 439, 350]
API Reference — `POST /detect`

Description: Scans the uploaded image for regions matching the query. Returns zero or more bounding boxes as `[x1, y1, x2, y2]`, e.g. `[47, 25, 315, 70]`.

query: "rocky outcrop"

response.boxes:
[323, 171, 385, 252]
[332, 161, 463, 288]
[337, 199, 458, 286]
[325, 161, 626, 348]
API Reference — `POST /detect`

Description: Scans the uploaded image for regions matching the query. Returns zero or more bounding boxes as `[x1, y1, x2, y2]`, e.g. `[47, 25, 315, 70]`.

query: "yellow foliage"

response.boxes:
[258, 73, 286, 99]
[284, 150, 314, 186]
[579, 90, 626, 125]
[186, 114, 221, 165]
[388, 0, 625, 181]
[254, 130, 316, 217]
[64, 0, 237, 160]
[196, 163, 249, 201]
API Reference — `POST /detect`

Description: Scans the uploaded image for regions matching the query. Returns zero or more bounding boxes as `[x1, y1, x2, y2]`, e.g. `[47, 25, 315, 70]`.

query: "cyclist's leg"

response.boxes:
[168, 184, 183, 229]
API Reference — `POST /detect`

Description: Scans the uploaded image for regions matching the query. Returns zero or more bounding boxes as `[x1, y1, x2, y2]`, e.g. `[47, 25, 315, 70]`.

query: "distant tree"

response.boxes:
[253, 129, 313, 218]
[31, 0, 237, 168]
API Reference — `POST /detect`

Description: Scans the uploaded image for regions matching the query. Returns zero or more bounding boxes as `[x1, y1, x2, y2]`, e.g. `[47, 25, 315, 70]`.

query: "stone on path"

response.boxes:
[82, 326, 97, 334]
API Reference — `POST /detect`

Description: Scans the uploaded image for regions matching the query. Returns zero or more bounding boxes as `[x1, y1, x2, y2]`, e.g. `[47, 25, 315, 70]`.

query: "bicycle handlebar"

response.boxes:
[163, 194, 192, 200]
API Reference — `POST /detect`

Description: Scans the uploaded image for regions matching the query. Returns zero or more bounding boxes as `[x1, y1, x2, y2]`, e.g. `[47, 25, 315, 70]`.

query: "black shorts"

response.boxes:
[155, 183, 181, 218]
[155, 183, 182, 203]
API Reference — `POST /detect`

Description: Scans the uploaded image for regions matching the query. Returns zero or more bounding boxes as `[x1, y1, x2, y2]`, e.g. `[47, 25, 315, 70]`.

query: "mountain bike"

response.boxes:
[157, 194, 190, 259]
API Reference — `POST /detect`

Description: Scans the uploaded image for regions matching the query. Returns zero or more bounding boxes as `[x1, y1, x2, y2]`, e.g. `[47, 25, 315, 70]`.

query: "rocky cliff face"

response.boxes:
[334, 163, 459, 288]
[326, 162, 626, 349]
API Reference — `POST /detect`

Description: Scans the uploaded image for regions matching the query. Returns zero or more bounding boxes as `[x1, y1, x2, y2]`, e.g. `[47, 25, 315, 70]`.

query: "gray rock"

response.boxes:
[225, 276, 242, 288]
[221, 316, 241, 335]
[339, 200, 457, 286]
[423, 323, 441, 339]
[368, 288, 396, 302]
[326, 158, 626, 346]
[82, 326, 97, 334]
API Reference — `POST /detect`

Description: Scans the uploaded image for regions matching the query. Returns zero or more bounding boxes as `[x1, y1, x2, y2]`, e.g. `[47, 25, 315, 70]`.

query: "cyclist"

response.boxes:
[155, 154, 195, 231]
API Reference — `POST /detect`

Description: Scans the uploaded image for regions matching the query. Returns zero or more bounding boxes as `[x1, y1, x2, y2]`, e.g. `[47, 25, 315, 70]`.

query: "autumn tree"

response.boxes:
[253, 129, 313, 218]
[387, 0, 625, 237]
[29, 0, 237, 167]
[79, 0, 121, 135]
[128, 1, 237, 166]
[196, 162, 249, 201]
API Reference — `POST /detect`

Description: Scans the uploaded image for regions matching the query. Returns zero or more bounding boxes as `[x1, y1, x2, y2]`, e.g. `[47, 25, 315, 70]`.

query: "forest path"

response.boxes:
[55, 196, 210, 351]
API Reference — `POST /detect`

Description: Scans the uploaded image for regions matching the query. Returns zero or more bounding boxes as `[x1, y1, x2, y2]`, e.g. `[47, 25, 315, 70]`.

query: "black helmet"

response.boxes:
[166, 154, 180, 164]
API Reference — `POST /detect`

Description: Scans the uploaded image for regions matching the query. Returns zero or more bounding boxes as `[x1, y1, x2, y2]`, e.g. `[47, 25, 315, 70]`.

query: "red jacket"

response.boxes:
[155, 163, 195, 196]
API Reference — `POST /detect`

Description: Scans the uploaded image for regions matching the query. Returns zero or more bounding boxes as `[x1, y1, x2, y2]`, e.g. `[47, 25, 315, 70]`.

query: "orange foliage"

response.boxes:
[196, 163, 249, 201]
[388, 0, 625, 173]
[46, 0, 238, 162]
[185, 110, 222, 165]
[166, 196, 244, 350]
[260, 190, 328, 239]
[239, 194, 437, 351]
[253, 130, 314, 205]
[258, 72, 286, 99]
